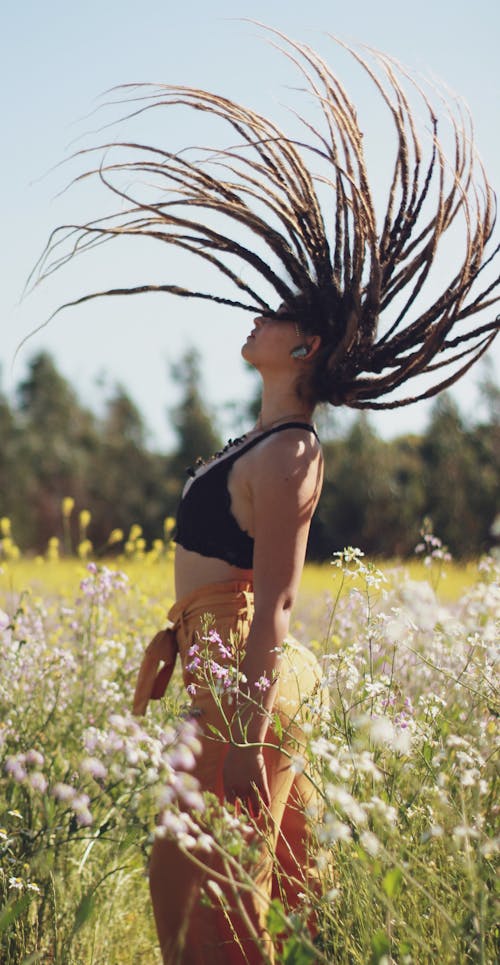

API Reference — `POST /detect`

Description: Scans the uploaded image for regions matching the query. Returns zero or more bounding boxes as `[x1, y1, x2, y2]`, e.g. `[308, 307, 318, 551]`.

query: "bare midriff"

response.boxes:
[174, 544, 253, 600]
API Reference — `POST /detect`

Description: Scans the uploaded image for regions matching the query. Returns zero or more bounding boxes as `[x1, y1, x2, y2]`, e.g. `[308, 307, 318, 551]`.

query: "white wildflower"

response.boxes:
[206, 880, 225, 900]
[197, 833, 214, 853]
[453, 824, 480, 841]
[326, 887, 340, 901]
[460, 768, 480, 787]
[326, 785, 367, 825]
[480, 836, 499, 858]
[369, 716, 395, 746]
[366, 796, 398, 826]
[392, 728, 412, 755]
[360, 830, 380, 856]
[319, 815, 352, 844]
[355, 751, 383, 781]
[8, 877, 24, 890]
[290, 755, 306, 775]
[385, 610, 412, 644]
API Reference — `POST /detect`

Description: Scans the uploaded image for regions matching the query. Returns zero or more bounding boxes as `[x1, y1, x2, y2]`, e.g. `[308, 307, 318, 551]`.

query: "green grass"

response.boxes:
[0, 550, 497, 963]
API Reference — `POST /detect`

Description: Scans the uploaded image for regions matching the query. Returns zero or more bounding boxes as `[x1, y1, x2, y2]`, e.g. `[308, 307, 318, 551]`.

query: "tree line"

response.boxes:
[1, 349, 498, 559]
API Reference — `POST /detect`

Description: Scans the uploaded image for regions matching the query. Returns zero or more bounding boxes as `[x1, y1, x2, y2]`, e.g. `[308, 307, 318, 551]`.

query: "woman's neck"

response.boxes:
[257, 384, 313, 431]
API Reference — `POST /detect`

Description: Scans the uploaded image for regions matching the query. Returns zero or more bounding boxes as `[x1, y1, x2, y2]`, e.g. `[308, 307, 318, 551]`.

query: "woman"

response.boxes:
[36, 24, 498, 965]
[134, 302, 326, 963]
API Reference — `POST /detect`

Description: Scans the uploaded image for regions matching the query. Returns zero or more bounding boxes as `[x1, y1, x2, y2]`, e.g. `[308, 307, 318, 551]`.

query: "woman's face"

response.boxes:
[241, 305, 301, 370]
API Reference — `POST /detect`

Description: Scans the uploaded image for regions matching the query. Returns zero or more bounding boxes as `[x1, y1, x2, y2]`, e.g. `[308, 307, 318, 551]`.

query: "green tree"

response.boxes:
[89, 385, 169, 547]
[466, 367, 499, 554]
[310, 418, 426, 559]
[421, 394, 488, 557]
[0, 376, 20, 533]
[168, 348, 222, 483]
[312, 416, 388, 557]
[12, 353, 97, 548]
[384, 434, 427, 555]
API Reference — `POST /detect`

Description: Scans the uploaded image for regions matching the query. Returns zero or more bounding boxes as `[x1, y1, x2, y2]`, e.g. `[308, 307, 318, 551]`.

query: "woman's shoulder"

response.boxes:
[260, 423, 322, 456]
[250, 424, 322, 482]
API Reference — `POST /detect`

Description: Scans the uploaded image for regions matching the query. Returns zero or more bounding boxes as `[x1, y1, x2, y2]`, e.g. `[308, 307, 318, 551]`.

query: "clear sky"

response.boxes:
[1, 0, 499, 448]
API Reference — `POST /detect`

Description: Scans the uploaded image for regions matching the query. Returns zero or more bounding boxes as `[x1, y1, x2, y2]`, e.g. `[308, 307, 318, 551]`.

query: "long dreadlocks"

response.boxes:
[31, 25, 499, 408]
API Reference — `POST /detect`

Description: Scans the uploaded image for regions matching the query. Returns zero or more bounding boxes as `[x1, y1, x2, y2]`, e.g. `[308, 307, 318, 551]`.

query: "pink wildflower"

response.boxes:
[53, 782, 77, 802]
[169, 746, 197, 771]
[205, 629, 222, 645]
[29, 772, 48, 794]
[81, 757, 107, 780]
[71, 793, 93, 826]
[218, 640, 232, 659]
[25, 749, 44, 768]
[5, 756, 27, 782]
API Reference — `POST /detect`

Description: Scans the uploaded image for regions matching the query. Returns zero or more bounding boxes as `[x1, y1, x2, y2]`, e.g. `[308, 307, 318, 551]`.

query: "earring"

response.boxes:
[290, 345, 308, 358]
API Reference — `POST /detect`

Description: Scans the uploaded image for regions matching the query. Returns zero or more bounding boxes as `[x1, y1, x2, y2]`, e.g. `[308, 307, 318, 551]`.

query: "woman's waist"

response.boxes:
[169, 575, 254, 627]
[174, 544, 253, 602]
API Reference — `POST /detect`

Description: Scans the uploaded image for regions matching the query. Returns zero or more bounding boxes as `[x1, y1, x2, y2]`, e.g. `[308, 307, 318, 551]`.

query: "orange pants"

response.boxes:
[149, 581, 323, 964]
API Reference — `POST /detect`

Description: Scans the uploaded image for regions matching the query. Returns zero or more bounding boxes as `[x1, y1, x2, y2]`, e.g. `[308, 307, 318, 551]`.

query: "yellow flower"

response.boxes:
[0, 537, 19, 561]
[78, 539, 93, 560]
[0, 517, 11, 536]
[108, 528, 124, 545]
[47, 537, 60, 561]
[135, 537, 146, 552]
[164, 516, 176, 537]
[129, 524, 142, 541]
[79, 509, 91, 530]
[62, 497, 75, 518]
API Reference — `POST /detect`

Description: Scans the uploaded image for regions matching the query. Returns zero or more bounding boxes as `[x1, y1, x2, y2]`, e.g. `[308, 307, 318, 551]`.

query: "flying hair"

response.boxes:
[30, 23, 499, 409]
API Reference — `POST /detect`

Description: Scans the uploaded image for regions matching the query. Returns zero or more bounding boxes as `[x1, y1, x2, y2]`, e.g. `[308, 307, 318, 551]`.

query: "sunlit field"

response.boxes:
[0, 553, 482, 608]
[1, 525, 498, 964]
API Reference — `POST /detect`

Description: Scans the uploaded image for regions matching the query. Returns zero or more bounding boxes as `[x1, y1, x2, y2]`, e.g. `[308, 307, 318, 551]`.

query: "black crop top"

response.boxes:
[175, 422, 319, 568]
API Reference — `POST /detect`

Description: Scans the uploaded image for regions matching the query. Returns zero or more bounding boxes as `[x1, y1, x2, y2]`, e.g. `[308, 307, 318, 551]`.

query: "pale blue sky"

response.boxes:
[1, 0, 499, 447]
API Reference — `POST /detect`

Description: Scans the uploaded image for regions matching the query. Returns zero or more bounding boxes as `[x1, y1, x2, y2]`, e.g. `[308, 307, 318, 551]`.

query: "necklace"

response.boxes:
[186, 412, 314, 478]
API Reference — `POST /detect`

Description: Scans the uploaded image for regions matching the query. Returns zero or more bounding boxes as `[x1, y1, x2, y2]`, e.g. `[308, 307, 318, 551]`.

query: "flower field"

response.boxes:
[0, 536, 498, 964]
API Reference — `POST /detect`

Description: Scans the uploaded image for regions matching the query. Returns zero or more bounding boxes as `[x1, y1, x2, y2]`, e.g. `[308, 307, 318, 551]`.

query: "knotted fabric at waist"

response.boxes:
[167, 580, 254, 633]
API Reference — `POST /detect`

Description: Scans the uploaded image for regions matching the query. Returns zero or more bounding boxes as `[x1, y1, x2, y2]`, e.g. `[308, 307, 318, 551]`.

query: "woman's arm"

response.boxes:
[223, 431, 323, 813]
